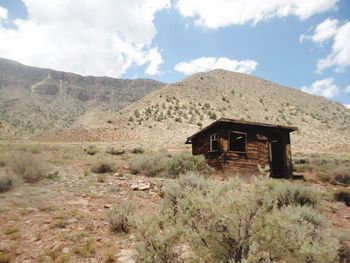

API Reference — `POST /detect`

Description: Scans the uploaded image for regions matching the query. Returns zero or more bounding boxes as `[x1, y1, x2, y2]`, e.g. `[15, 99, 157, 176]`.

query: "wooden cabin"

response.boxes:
[185, 118, 298, 178]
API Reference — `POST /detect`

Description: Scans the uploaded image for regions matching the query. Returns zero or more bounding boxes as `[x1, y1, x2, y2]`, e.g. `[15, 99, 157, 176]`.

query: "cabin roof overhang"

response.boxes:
[185, 118, 298, 144]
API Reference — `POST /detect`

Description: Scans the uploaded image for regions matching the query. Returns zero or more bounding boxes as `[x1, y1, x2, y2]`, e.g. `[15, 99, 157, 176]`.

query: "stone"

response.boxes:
[67, 218, 78, 224]
[138, 183, 151, 191]
[104, 204, 111, 209]
[118, 249, 136, 263]
[62, 247, 70, 254]
[130, 182, 151, 191]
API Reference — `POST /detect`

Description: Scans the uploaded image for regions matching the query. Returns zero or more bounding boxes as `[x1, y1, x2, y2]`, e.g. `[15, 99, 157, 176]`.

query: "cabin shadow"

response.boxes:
[186, 118, 298, 179]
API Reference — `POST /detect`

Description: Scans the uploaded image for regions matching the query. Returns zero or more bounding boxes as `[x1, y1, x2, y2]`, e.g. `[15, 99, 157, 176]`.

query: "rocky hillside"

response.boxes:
[96, 69, 349, 151]
[0, 58, 163, 135]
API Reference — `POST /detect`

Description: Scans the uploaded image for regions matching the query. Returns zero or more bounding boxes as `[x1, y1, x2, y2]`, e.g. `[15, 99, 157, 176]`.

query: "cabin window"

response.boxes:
[229, 131, 247, 153]
[210, 134, 219, 151]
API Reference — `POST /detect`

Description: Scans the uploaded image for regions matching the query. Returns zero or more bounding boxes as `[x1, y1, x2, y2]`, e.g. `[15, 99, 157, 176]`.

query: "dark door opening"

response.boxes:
[269, 135, 285, 178]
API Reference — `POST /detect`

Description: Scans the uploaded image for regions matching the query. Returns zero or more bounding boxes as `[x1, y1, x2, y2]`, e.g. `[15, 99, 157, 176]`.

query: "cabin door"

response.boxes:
[269, 135, 284, 178]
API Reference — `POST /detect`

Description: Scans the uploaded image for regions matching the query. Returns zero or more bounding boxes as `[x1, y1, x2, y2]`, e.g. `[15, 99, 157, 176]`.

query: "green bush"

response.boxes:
[135, 175, 339, 263]
[9, 153, 48, 183]
[108, 201, 136, 233]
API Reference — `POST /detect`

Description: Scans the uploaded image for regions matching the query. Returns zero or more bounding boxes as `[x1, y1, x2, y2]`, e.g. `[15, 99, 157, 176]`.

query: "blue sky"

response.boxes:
[0, 0, 349, 106]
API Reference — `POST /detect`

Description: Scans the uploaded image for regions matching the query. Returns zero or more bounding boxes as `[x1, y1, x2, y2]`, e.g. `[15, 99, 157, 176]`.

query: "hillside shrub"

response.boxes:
[108, 200, 136, 233]
[166, 153, 210, 176]
[330, 167, 350, 185]
[129, 152, 210, 178]
[334, 190, 350, 206]
[9, 153, 48, 183]
[0, 175, 14, 192]
[85, 145, 98, 155]
[262, 180, 321, 208]
[253, 206, 338, 263]
[106, 147, 125, 155]
[91, 161, 116, 174]
[132, 147, 145, 154]
[135, 174, 339, 263]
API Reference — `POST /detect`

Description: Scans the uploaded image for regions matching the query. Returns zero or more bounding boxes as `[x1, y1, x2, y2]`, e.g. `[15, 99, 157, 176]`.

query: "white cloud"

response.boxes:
[0, 0, 170, 77]
[0, 6, 8, 22]
[176, 0, 338, 29]
[317, 21, 350, 73]
[301, 77, 339, 98]
[344, 104, 350, 109]
[300, 18, 338, 44]
[345, 85, 350, 93]
[303, 18, 350, 73]
[174, 56, 258, 75]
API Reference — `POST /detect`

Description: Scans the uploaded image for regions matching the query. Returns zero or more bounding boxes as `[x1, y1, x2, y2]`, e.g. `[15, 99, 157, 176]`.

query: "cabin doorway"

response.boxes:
[269, 135, 284, 178]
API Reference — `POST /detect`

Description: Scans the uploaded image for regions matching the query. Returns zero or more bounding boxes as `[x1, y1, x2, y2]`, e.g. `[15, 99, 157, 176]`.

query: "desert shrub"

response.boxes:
[253, 206, 339, 263]
[263, 180, 321, 208]
[97, 173, 107, 183]
[108, 200, 136, 233]
[74, 238, 96, 257]
[136, 175, 339, 263]
[130, 153, 169, 177]
[0, 159, 5, 167]
[166, 153, 210, 177]
[28, 145, 42, 154]
[338, 239, 350, 263]
[85, 145, 98, 155]
[209, 111, 217, 120]
[46, 171, 59, 180]
[330, 167, 350, 185]
[136, 216, 183, 263]
[334, 190, 350, 206]
[132, 147, 145, 154]
[91, 161, 116, 174]
[129, 152, 210, 178]
[106, 147, 125, 155]
[0, 253, 11, 263]
[9, 153, 48, 183]
[0, 175, 13, 192]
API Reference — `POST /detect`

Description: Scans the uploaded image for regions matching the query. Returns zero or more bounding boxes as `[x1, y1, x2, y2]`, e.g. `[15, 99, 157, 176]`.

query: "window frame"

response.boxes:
[228, 131, 247, 153]
[209, 133, 219, 152]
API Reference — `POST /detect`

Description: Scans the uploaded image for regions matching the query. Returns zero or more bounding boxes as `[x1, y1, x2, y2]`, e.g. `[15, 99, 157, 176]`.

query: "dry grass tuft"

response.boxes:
[8, 153, 48, 183]
[108, 200, 136, 233]
[74, 238, 96, 257]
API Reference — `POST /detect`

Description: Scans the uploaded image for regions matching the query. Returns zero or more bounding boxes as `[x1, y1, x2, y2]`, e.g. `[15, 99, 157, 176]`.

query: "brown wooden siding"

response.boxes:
[191, 121, 293, 178]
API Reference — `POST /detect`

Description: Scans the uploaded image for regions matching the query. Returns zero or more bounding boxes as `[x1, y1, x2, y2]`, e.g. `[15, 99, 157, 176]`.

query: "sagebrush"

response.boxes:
[130, 152, 210, 177]
[108, 200, 136, 233]
[9, 153, 48, 183]
[135, 174, 339, 263]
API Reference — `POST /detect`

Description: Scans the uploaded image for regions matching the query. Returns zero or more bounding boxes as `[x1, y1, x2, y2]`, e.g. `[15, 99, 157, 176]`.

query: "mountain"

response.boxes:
[0, 58, 163, 135]
[69, 69, 348, 151]
[1, 59, 349, 152]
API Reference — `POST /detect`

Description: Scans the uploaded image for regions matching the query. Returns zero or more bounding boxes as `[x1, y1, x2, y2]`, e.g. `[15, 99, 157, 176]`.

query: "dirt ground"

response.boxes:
[0, 141, 349, 262]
